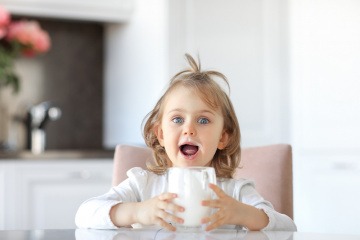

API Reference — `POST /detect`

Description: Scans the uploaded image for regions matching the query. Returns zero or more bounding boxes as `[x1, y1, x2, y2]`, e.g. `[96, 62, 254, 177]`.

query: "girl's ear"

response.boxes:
[217, 130, 229, 150]
[154, 124, 164, 146]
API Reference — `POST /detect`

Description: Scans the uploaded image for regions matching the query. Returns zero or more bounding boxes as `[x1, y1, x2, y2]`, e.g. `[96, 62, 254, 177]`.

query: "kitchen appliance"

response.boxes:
[24, 101, 62, 154]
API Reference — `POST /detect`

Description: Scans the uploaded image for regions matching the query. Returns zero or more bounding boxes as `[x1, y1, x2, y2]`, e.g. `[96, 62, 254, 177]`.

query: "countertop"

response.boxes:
[0, 149, 114, 160]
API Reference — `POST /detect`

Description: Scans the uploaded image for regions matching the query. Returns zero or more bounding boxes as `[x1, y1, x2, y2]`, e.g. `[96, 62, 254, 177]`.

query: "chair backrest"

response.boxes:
[112, 144, 293, 219]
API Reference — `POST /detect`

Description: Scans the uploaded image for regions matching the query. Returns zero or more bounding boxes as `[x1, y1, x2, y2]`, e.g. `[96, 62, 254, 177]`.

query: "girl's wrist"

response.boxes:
[110, 202, 139, 227]
[242, 205, 269, 230]
[132, 202, 142, 223]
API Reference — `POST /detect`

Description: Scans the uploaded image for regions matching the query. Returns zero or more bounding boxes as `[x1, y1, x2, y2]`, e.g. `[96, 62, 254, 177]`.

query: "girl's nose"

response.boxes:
[183, 123, 196, 136]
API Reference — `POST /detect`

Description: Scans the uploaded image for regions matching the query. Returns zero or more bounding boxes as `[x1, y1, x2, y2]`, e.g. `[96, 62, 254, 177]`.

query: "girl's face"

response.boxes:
[156, 86, 229, 167]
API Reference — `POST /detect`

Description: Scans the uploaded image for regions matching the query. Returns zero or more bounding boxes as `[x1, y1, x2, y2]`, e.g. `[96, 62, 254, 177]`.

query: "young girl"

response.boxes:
[75, 54, 297, 232]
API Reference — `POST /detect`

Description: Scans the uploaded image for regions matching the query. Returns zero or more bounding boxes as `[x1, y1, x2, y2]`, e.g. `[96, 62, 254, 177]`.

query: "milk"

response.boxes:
[167, 167, 216, 228]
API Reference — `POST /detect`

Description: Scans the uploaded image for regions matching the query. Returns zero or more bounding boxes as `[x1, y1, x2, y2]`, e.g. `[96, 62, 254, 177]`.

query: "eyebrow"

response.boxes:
[166, 108, 216, 116]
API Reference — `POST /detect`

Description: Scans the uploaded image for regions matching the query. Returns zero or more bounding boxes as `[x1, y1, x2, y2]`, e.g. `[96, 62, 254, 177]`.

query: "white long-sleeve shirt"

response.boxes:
[75, 167, 297, 231]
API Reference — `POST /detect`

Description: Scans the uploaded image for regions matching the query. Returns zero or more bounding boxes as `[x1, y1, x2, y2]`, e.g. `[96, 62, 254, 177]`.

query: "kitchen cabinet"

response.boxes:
[0, 164, 8, 229]
[0, 159, 113, 230]
[293, 156, 360, 234]
[0, 0, 134, 22]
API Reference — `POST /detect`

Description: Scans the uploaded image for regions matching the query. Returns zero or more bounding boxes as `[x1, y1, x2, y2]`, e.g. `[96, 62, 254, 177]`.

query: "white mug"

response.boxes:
[167, 167, 216, 229]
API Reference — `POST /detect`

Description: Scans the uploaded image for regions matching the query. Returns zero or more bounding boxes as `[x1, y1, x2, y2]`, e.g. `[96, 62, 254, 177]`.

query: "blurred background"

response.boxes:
[0, 0, 359, 234]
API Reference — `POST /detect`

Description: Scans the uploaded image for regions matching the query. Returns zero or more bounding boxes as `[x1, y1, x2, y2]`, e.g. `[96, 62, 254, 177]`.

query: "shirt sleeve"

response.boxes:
[75, 167, 149, 229]
[235, 179, 297, 231]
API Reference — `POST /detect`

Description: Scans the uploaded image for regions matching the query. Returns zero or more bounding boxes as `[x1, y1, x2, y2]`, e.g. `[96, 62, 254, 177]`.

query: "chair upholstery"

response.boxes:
[112, 144, 293, 219]
[233, 144, 293, 219]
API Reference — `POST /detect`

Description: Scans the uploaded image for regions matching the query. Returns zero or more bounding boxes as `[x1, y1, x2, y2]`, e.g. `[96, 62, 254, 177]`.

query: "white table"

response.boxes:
[0, 228, 360, 240]
[1, 228, 359, 240]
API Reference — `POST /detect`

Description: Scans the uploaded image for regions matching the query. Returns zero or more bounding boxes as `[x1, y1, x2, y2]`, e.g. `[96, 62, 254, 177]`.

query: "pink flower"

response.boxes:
[0, 5, 10, 38]
[0, 6, 10, 27]
[1, 5, 51, 94]
[7, 20, 51, 56]
[0, 28, 6, 39]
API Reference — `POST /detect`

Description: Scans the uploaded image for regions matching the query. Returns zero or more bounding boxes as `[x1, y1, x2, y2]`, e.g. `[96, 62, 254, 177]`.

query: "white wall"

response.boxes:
[175, 0, 290, 147]
[289, 0, 360, 234]
[104, 0, 169, 147]
[104, 0, 360, 235]
[104, 0, 290, 148]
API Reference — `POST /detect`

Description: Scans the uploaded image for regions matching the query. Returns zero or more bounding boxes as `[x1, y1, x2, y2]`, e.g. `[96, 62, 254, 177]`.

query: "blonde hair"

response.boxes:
[142, 54, 241, 178]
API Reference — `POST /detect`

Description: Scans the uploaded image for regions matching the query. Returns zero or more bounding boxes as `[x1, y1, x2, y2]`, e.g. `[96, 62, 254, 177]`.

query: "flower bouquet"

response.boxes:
[0, 5, 51, 94]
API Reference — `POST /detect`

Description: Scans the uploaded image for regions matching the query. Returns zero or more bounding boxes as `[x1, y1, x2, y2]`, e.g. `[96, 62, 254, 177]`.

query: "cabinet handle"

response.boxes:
[68, 170, 91, 179]
[332, 162, 358, 171]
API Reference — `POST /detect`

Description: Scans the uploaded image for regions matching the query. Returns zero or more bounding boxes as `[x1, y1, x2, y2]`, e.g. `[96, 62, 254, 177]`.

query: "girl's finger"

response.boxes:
[157, 199, 184, 212]
[202, 215, 225, 231]
[158, 192, 177, 201]
[202, 199, 222, 208]
[203, 211, 226, 231]
[209, 183, 227, 198]
[205, 220, 223, 232]
[155, 218, 176, 231]
[158, 210, 184, 225]
[201, 209, 223, 225]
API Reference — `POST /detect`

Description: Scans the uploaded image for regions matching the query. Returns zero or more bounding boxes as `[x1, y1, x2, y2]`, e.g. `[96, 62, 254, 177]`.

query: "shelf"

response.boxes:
[0, 0, 134, 23]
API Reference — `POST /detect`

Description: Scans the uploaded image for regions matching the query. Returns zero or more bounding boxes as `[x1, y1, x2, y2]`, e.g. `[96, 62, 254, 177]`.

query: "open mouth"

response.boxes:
[180, 144, 199, 156]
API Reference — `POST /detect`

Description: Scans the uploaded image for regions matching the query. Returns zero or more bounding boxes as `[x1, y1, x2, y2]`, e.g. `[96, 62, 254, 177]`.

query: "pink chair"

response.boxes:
[112, 144, 294, 219]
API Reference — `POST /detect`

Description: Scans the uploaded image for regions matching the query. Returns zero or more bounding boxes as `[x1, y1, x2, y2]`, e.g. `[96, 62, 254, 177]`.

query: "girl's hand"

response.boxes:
[201, 183, 268, 231]
[201, 183, 242, 231]
[135, 193, 184, 231]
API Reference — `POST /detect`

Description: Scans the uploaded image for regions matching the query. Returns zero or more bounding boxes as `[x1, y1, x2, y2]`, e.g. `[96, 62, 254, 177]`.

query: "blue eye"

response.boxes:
[172, 117, 184, 124]
[198, 118, 209, 124]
